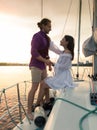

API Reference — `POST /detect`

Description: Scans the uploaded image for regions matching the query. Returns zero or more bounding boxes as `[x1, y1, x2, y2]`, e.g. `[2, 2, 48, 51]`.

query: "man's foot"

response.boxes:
[27, 113, 34, 120]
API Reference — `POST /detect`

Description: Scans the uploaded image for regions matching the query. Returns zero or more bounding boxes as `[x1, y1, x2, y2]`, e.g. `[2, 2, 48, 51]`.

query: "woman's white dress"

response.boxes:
[45, 52, 75, 90]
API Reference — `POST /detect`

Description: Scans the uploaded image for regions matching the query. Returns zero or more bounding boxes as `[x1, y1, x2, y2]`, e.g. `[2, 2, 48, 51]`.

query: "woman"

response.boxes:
[36, 35, 75, 106]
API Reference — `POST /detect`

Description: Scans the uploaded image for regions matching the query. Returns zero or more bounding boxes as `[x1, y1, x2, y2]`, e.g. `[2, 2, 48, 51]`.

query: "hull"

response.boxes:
[44, 81, 97, 130]
[13, 81, 97, 130]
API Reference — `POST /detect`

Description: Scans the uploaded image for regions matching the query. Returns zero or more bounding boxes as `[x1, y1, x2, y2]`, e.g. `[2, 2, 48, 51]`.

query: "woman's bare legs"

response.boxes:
[36, 81, 50, 105]
[44, 88, 50, 103]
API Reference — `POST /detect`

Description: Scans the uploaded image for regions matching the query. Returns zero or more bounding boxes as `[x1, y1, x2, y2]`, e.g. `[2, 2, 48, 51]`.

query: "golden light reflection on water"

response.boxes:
[0, 66, 31, 89]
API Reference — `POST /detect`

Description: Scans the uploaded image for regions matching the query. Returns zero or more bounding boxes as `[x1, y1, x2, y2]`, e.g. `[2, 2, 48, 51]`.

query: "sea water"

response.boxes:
[0, 66, 31, 89]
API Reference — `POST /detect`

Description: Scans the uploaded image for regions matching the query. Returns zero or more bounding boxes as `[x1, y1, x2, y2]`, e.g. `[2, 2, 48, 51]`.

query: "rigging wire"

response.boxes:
[41, 0, 43, 19]
[74, 1, 80, 37]
[76, 0, 82, 80]
[61, 0, 73, 38]
[88, 0, 93, 26]
[76, 0, 93, 80]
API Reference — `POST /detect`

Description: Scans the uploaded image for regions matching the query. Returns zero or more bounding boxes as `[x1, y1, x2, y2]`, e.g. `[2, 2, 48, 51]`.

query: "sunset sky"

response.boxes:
[0, 0, 93, 63]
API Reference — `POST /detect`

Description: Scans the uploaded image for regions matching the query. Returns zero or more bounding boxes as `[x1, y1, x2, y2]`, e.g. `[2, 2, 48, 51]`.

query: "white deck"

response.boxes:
[13, 118, 36, 130]
[44, 81, 97, 130]
[13, 81, 97, 130]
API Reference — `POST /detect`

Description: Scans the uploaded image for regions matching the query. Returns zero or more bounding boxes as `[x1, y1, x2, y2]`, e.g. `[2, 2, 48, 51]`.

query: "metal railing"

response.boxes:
[0, 80, 32, 130]
[71, 67, 92, 81]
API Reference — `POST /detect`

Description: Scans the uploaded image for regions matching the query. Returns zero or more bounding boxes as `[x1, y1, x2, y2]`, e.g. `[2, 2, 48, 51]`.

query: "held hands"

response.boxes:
[48, 64, 52, 71]
[48, 62, 54, 71]
[45, 59, 53, 71]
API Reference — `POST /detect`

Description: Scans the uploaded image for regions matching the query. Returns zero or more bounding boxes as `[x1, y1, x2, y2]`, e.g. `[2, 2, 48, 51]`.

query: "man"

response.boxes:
[27, 18, 61, 120]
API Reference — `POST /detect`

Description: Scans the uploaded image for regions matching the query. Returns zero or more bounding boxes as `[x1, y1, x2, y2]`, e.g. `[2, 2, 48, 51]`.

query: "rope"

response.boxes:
[55, 98, 97, 130]
[79, 107, 97, 130]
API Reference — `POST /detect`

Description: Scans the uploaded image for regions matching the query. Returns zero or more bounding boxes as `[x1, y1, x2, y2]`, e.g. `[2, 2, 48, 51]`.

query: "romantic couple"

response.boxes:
[27, 18, 75, 120]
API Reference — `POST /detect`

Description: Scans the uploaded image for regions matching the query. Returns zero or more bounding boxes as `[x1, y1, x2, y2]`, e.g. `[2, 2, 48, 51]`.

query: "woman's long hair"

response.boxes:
[65, 35, 75, 60]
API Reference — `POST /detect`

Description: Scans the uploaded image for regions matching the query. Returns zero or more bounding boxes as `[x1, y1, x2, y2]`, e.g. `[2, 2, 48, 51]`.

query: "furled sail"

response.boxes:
[82, 35, 97, 57]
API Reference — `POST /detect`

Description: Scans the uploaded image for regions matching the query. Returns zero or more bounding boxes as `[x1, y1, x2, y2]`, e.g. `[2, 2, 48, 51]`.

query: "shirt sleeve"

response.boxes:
[30, 34, 41, 58]
[55, 55, 72, 70]
[49, 41, 62, 55]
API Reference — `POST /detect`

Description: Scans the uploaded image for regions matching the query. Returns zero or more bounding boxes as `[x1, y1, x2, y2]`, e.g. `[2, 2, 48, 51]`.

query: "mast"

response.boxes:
[76, 0, 82, 80]
[93, 0, 97, 74]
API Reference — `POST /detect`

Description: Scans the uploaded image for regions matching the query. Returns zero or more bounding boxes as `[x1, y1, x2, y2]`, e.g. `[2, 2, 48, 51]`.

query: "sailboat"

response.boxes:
[13, 0, 97, 130]
[0, 0, 97, 130]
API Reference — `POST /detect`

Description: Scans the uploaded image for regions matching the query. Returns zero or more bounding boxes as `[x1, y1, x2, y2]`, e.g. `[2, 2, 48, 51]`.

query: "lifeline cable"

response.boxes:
[3, 89, 23, 130]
